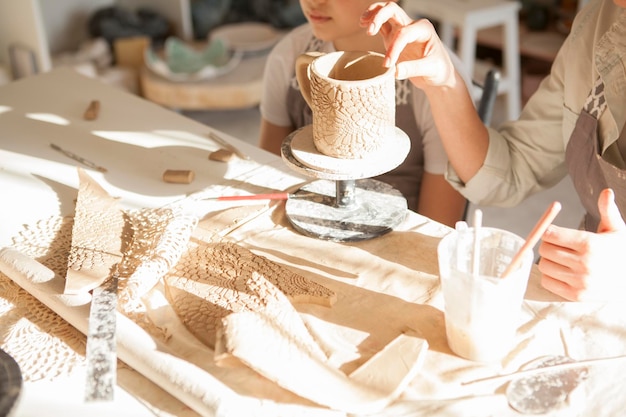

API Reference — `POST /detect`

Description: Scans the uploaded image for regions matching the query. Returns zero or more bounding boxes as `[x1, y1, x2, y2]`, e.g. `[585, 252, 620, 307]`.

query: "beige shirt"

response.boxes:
[448, 0, 626, 207]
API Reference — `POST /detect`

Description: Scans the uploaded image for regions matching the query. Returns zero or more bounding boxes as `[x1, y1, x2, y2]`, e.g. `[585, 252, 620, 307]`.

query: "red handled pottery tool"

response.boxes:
[203, 193, 292, 201]
[201, 192, 325, 202]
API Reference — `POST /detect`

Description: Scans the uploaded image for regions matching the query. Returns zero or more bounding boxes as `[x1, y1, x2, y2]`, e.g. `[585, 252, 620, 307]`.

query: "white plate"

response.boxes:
[210, 22, 284, 53]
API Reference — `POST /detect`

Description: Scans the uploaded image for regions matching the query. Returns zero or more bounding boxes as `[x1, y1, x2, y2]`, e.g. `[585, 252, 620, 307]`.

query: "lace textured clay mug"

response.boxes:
[295, 51, 396, 159]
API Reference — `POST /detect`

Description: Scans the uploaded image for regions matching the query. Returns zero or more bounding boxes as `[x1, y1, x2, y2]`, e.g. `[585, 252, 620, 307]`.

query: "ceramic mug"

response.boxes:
[295, 51, 396, 159]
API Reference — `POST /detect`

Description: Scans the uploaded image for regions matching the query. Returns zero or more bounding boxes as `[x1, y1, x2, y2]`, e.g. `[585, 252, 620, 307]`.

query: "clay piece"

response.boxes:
[162, 169, 195, 184]
[164, 237, 428, 414]
[208, 148, 236, 162]
[83, 99, 100, 120]
[163, 240, 336, 350]
[64, 168, 126, 294]
[117, 206, 197, 311]
[217, 309, 428, 414]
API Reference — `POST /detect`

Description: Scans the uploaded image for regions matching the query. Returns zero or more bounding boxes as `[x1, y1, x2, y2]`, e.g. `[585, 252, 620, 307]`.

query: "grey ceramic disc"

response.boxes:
[506, 355, 588, 414]
[0, 348, 22, 417]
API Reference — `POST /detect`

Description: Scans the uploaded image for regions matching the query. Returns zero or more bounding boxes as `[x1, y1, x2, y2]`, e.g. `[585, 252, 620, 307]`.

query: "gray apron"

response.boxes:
[565, 78, 626, 231]
[287, 37, 424, 210]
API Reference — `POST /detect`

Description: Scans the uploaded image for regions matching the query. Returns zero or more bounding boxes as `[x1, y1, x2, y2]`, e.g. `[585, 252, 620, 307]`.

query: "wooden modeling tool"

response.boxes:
[500, 201, 562, 278]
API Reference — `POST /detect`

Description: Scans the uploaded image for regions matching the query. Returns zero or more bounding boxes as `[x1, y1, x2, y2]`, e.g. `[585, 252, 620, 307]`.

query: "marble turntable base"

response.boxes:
[285, 178, 407, 242]
[281, 126, 409, 242]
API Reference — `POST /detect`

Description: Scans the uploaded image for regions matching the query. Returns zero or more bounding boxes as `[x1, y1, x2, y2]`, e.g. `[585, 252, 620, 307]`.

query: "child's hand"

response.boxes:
[360, 2, 456, 88]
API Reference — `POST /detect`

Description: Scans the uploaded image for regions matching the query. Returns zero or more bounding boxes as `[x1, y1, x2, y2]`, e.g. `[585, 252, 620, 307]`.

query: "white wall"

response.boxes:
[39, 0, 113, 55]
[0, 0, 51, 74]
[0, 0, 191, 79]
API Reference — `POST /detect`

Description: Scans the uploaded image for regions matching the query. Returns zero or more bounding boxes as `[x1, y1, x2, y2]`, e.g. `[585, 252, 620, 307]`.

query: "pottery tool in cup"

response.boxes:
[500, 201, 561, 278]
[472, 209, 483, 278]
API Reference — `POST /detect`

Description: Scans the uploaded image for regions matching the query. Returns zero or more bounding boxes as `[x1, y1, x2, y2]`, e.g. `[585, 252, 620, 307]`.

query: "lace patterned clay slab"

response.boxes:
[217, 310, 428, 414]
[163, 240, 336, 350]
[164, 239, 428, 413]
[117, 207, 197, 312]
[64, 168, 126, 294]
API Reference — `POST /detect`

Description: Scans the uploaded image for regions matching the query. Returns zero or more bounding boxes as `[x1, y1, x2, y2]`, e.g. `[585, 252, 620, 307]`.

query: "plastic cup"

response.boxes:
[437, 227, 533, 362]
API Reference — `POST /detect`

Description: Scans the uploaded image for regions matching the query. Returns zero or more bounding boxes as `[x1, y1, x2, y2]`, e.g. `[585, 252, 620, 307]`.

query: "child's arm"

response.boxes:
[417, 172, 466, 228]
[258, 118, 294, 156]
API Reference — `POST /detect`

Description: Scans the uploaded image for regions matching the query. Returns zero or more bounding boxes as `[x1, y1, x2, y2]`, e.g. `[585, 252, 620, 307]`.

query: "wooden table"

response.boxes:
[1, 68, 626, 417]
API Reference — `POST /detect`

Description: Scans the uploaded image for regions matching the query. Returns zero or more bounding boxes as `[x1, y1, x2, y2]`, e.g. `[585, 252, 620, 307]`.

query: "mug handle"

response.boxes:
[295, 51, 324, 108]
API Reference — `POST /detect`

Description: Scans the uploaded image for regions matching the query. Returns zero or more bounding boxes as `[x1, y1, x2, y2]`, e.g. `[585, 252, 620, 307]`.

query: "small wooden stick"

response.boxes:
[84, 100, 100, 120]
[500, 201, 562, 278]
[163, 169, 195, 184]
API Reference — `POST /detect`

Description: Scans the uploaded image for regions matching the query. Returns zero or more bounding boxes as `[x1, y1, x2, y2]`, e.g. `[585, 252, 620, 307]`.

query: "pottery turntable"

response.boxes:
[277, 50, 412, 242]
[281, 123, 410, 242]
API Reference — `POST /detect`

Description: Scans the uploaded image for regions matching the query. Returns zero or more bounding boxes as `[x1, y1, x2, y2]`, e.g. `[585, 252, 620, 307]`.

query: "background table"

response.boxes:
[140, 53, 267, 111]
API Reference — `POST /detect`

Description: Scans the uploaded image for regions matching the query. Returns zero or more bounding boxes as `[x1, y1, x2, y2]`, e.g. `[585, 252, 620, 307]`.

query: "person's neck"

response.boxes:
[333, 33, 385, 53]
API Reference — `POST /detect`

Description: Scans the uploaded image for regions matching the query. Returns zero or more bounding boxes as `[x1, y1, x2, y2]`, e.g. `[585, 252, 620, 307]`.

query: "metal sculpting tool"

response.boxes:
[65, 169, 122, 401]
[84, 272, 118, 402]
[50, 143, 108, 173]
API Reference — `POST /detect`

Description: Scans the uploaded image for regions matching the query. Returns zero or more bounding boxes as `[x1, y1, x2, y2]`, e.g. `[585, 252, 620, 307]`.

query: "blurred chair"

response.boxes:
[475, 68, 501, 125]
[404, 0, 521, 121]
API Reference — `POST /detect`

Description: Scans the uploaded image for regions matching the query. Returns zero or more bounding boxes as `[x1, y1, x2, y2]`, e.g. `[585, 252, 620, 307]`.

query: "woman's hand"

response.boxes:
[360, 2, 457, 88]
[538, 189, 626, 301]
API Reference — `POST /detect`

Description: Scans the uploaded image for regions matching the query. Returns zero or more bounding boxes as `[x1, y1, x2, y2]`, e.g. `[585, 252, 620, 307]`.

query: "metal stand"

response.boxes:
[281, 126, 410, 242]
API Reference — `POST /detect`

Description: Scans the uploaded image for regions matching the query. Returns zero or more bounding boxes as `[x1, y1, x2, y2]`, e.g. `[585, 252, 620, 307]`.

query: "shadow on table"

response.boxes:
[0, 100, 266, 199]
[242, 221, 452, 372]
